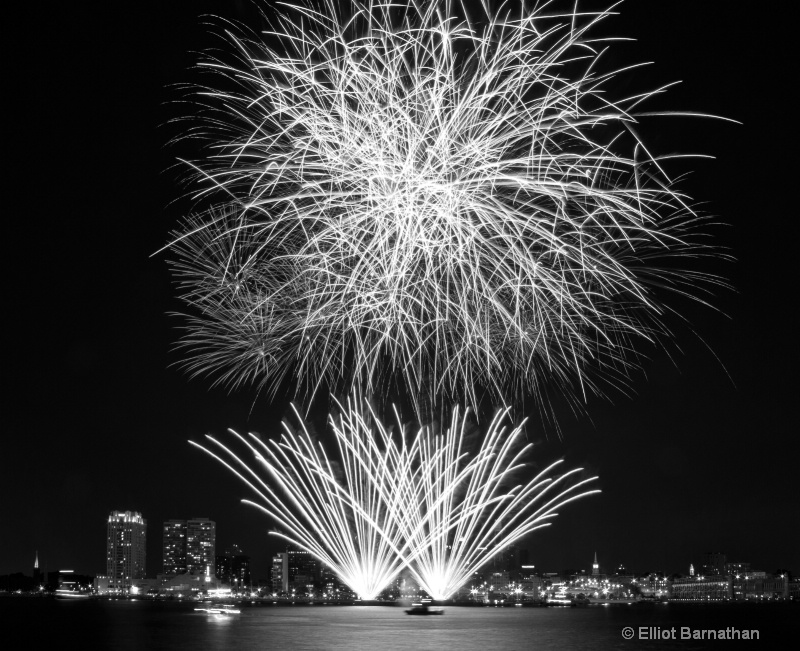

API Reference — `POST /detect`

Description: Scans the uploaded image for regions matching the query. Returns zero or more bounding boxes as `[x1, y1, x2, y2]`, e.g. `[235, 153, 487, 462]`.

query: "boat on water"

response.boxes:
[546, 590, 572, 606]
[194, 604, 241, 615]
[546, 588, 590, 607]
[405, 602, 444, 616]
[55, 590, 90, 599]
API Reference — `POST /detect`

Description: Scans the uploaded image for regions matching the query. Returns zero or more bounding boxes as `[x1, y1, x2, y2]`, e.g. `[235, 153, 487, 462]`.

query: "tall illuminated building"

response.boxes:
[287, 546, 320, 592]
[270, 547, 318, 594]
[186, 518, 216, 575]
[163, 520, 188, 575]
[272, 553, 288, 594]
[162, 518, 216, 575]
[215, 544, 251, 590]
[106, 511, 147, 591]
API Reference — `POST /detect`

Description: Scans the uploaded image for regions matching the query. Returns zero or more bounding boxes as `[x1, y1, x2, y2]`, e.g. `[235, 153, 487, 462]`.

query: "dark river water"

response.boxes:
[2, 599, 793, 650]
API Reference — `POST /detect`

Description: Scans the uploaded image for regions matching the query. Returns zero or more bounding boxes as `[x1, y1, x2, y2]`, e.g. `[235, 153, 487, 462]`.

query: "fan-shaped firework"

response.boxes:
[168, 0, 725, 414]
[190, 400, 409, 600]
[190, 397, 599, 599]
[398, 406, 599, 599]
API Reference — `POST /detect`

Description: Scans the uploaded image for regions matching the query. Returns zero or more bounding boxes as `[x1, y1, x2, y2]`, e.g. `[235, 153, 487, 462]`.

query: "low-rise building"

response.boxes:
[631, 573, 670, 599]
[671, 575, 733, 601]
[734, 574, 789, 600]
[160, 571, 227, 596]
[789, 578, 800, 601]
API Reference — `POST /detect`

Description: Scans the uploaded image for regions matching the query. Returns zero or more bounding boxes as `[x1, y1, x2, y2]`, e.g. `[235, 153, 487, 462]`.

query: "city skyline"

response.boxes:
[7, 517, 796, 585]
[5, 540, 795, 594]
[3, 0, 797, 583]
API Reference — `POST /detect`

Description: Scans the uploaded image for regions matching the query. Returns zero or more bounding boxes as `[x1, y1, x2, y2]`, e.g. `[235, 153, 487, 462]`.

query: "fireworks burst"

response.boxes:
[191, 397, 599, 599]
[167, 0, 726, 415]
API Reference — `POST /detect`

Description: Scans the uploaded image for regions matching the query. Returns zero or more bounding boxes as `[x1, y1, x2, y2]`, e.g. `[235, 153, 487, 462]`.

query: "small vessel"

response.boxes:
[54, 590, 90, 599]
[547, 587, 573, 606]
[195, 604, 241, 615]
[405, 602, 444, 616]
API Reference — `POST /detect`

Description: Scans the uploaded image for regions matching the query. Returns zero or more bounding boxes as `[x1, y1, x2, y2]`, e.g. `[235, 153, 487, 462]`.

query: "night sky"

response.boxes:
[5, 1, 796, 582]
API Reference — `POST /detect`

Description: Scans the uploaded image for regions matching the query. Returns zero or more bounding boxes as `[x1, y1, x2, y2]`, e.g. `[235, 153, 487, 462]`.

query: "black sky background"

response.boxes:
[4, 1, 797, 581]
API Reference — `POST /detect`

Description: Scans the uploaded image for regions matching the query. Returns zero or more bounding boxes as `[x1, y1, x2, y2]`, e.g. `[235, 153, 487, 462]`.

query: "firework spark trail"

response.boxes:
[167, 0, 727, 416]
[191, 397, 599, 599]
[190, 400, 411, 599]
[396, 406, 600, 599]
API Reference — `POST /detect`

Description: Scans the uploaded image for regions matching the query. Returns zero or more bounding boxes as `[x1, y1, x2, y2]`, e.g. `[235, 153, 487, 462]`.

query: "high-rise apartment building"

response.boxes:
[163, 519, 188, 575]
[215, 544, 251, 589]
[287, 547, 320, 592]
[162, 518, 216, 575]
[106, 511, 147, 591]
[187, 518, 216, 574]
[272, 552, 288, 594]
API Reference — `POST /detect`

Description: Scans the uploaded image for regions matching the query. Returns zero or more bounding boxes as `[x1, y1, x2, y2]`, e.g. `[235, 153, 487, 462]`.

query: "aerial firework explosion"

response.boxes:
[168, 0, 725, 414]
[191, 397, 599, 600]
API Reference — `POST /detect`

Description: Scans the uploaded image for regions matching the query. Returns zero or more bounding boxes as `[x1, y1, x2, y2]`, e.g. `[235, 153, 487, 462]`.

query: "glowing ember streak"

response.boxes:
[398, 407, 600, 599]
[189, 400, 410, 600]
[167, 0, 727, 415]
[190, 398, 599, 599]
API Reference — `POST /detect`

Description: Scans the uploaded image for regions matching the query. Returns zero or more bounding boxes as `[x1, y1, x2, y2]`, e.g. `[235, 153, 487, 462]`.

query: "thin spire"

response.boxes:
[34, 550, 39, 569]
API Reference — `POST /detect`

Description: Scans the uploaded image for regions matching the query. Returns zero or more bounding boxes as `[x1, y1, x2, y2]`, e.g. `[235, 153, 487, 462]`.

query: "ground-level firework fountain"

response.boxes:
[191, 398, 599, 600]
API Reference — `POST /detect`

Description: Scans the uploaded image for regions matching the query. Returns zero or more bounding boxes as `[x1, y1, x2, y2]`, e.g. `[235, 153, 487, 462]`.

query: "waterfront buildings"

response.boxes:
[287, 547, 320, 593]
[632, 573, 670, 598]
[158, 571, 224, 596]
[106, 511, 147, 591]
[271, 552, 288, 594]
[790, 578, 800, 600]
[269, 547, 325, 596]
[735, 574, 790, 600]
[161, 518, 216, 575]
[670, 554, 798, 601]
[320, 564, 344, 596]
[671, 575, 733, 601]
[670, 573, 790, 601]
[187, 518, 216, 575]
[162, 520, 187, 574]
[671, 554, 793, 601]
[215, 544, 251, 590]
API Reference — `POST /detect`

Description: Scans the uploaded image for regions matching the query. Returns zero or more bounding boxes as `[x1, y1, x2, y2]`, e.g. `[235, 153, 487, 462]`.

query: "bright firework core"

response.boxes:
[191, 398, 599, 600]
[168, 0, 726, 415]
